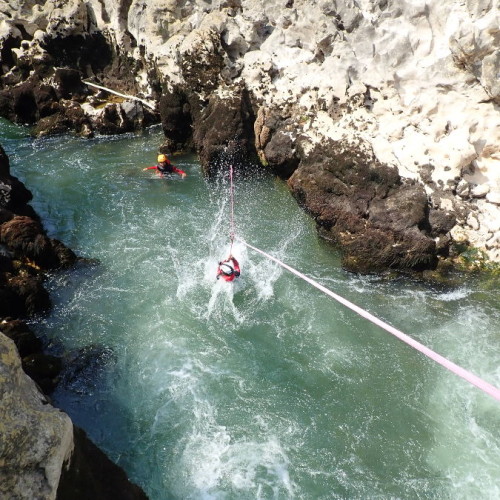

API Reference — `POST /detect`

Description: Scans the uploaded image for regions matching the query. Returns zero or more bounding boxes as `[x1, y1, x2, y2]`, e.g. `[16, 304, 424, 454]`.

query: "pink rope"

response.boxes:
[229, 165, 236, 253]
[241, 239, 500, 403]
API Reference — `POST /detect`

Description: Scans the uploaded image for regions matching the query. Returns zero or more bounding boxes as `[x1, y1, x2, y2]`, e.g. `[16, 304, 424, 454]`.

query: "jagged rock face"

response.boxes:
[0, 144, 33, 209]
[1, 144, 77, 318]
[1, 0, 499, 263]
[0, 333, 74, 500]
[159, 89, 193, 151]
[0, 331, 149, 500]
[254, 107, 300, 178]
[0, 1, 160, 136]
[192, 87, 257, 175]
[288, 140, 454, 272]
[0, 319, 62, 394]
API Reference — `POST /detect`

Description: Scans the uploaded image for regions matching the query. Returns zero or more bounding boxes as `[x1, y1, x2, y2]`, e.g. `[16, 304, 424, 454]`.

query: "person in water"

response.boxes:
[217, 256, 240, 282]
[143, 154, 186, 178]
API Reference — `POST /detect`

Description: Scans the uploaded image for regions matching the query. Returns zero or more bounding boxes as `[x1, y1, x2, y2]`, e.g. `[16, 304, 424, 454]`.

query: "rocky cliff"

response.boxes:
[0, 333, 72, 499]
[1, 0, 499, 269]
[0, 331, 149, 500]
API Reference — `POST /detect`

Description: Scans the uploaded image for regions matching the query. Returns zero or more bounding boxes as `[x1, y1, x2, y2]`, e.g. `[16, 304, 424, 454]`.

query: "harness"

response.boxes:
[219, 262, 234, 276]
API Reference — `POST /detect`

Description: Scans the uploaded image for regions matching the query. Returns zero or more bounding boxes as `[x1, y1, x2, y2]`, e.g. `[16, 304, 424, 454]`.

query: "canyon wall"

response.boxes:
[1, 0, 499, 268]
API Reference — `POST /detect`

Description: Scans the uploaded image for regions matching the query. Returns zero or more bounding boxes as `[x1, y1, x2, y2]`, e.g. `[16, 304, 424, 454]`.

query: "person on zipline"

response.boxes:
[143, 154, 186, 178]
[217, 256, 240, 282]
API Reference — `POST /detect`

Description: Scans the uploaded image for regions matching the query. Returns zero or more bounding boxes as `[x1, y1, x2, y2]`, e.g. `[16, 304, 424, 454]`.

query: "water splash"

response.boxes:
[3, 123, 500, 500]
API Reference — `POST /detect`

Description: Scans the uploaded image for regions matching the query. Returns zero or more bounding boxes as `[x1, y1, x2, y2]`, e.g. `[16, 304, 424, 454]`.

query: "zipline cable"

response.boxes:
[240, 238, 500, 403]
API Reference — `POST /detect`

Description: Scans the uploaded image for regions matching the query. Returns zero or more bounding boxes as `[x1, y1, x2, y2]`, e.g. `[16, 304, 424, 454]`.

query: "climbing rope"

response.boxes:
[240, 239, 500, 403]
[229, 164, 236, 254]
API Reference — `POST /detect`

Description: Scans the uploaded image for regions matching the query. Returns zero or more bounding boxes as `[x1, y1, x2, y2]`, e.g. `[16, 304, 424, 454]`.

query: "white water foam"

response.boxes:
[174, 404, 296, 499]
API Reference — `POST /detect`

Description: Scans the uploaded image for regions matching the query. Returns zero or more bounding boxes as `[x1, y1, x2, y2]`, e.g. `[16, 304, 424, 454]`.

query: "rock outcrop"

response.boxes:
[288, 139, 455, 272]
[0, 6, 159, 137]
[0, 332, 149, 500]
[1, 0, 499, 267]
[1, 144, 77, 317]
[0, 333, 73, 500]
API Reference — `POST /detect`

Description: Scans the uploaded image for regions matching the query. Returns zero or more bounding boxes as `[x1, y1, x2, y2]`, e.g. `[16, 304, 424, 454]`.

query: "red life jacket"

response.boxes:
[217, 257, 240, 282]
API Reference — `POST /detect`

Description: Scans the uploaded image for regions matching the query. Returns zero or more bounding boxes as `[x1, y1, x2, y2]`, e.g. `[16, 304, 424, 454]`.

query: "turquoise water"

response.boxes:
[1, 120, 500, 499]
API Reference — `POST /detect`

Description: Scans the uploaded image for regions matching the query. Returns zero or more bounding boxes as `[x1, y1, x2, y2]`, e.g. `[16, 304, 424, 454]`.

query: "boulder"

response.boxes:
[0, 175, 34, 212]
[0, 215, 77, 270]
[0, 333, 74, 500]
[288, 140, 440, 272]
[0, 146, 35, 212]
[7, 275, 52, 316]
[192, 86, 256, 176]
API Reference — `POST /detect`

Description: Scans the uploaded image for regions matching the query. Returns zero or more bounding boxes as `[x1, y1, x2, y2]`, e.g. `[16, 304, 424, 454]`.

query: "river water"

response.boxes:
[2, 120, 499, 499]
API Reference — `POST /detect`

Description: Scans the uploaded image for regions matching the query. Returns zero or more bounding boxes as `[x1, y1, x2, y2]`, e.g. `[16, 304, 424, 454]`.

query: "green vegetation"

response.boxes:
[453, 245, 500, 274]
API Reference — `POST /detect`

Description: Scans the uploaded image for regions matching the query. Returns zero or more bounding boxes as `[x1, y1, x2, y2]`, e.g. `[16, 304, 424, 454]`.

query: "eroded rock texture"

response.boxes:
[1, 0, 499, 264]
[0, 144, 77, 318]
[289, 140, 455, 272]
[0, 331, 149, 500]
[0, 333, 74, 500]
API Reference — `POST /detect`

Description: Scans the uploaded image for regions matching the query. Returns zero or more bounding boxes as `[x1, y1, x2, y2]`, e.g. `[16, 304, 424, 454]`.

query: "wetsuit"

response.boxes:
[144, 161, 186, 177]
[217, 257, 241, 282]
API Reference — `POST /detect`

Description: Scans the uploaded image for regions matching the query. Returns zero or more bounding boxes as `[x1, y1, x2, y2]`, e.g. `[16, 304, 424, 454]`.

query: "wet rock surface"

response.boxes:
[289, 140, 454, 272]
[0, 18, 159, 138]
[0, 144, 77, 317]
[192, 87, 257, 176]
[0, 332, 73, 500]
[0, 329, 148, 500]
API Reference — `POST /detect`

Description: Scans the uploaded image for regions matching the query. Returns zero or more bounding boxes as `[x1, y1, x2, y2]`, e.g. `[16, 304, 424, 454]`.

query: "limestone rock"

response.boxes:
[192, 86, 256, 176]
[159, 89, 193, 151]
[288, 139, 440, 272]
[471, 183, 490, 198]
[0, 333, 74, 500]
[1, 0, 499, 262]
[486, 191, 500, 205]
